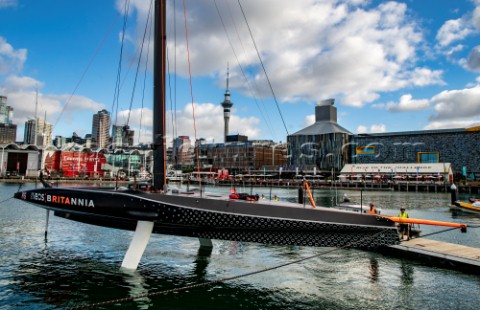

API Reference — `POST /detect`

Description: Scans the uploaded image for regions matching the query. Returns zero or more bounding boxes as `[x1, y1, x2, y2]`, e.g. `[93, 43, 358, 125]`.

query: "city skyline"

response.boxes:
[1, 1, 480, 145]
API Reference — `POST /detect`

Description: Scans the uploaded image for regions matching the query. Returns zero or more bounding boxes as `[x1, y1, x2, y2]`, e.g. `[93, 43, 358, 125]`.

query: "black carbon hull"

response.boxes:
[14, 187, 399, 248]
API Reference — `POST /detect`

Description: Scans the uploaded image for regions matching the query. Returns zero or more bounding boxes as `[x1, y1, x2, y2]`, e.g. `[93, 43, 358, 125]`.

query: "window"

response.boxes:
[417, 152, 439, 163]
[356, 146, 376, 155]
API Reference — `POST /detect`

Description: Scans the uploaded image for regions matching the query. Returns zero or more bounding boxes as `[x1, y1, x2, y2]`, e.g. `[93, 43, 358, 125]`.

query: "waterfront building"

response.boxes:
[287, 99, 352, 172]
[24, 118, 53, 147]
[92, 109, 111, 149]
[53, 136, 68, 148]
[195, 135, 287, 174]
[0, 123, 17, 144]
[287, 99, 480, 181]
[339, 163, 454, 183]
[0, 95, 13, 125]
[352, 127, 480, 179]
[112, 125, 134, 147]
[0, 96, 16, 144]
[172, 136, 193, 168]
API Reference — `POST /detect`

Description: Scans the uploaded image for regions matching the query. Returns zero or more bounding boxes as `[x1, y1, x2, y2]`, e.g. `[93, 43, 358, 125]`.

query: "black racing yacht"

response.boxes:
[14, 0, 400, 269]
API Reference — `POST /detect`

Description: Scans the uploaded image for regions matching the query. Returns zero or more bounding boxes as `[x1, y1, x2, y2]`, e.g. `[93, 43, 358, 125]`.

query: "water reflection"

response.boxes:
[400, 261, 414, 287]
[193, 245, 212, 280]
[121, 269, 153, 309]
[369, 257, 379, 283]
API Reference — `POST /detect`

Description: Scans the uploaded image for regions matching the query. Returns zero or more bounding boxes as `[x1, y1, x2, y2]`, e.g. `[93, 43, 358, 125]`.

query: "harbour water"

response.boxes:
[1, 182, 480, 309]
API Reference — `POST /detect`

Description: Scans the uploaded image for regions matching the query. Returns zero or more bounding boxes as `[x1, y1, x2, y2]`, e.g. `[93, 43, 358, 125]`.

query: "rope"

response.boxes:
[237, 0, 289, 136]
[0, 197, 12, 205]
[181, 0, 202, 190]
[111, 0, 131, 127]
[125, 0, 154, 127]
[138, 13, 153, 144]
[52, 8, 121, 131]
[213, 0, 276, 138]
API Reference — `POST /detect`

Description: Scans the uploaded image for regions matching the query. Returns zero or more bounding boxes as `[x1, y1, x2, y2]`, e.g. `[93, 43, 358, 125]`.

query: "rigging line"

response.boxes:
[224, 0, 276, 137]
[52, 10, 122, 130]
[182, 0, 201, 188]
[67, 230, 388, 309]
[237, 0, 289, 136]
[138, 7, 153, 145]
[0, 196, 13, 205]
[213, 0, 276, 139]
[112, 0, 131, 128]
[125, 0, 154, 127]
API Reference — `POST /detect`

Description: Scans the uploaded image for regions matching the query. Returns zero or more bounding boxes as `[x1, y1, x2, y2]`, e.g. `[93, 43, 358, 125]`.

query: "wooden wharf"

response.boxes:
[380, 237, 480, 274]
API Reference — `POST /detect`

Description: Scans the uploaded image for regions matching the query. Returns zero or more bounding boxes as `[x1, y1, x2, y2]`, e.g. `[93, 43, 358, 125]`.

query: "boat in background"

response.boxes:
[334, 202, 381, 214]
[129, 171, 152, 183]
[334, 193, 382, 214]
[454, 199, 480, 213]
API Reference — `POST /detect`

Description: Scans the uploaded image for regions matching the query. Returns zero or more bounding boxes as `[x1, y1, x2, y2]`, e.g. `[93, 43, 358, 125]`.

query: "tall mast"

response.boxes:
[153, 0, 167, 190]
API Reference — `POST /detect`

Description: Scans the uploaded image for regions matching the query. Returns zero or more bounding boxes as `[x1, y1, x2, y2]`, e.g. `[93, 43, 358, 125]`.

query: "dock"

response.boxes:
[380, 238, 480, 274]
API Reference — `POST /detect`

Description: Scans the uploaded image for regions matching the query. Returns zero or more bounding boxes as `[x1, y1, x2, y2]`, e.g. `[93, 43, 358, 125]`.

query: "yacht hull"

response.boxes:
[14, 187, 399, 248]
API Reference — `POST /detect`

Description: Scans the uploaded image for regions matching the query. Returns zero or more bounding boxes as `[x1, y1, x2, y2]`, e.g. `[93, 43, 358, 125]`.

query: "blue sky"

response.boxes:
[1, 0, 480, 145]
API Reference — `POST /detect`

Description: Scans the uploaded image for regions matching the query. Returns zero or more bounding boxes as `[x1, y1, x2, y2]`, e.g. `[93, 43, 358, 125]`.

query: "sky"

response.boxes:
[1, 0, 480, 146]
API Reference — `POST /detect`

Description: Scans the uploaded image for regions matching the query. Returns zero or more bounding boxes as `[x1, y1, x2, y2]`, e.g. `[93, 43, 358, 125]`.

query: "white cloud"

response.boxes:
[0, 37, 26, 75]
[303, 114, 315, 127]
[2, 75, 41, 91]
[116, 107, 153, 144]
[124, 0, 440, 108]
[436, 18, 473, 47]
[473, 2, 480, 31]
[164, 102, 261, 144]
[0, 73, 105, 138]
[387, 94, 430, 112]
[430, 85, 480, 121]
[371, 102, 385, 109]
[466, 46, 480, 71]
[424, 119, 480, 130]
[370, 123, 386, 133]
[356, 125, 368, 134]
[408, 67, 444, 87]
[0, 0, 17, 9]
[356, 123, 386, 134]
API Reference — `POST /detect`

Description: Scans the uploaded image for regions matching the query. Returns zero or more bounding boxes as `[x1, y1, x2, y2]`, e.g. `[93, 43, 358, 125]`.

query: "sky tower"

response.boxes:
[221, 65, 233, 143]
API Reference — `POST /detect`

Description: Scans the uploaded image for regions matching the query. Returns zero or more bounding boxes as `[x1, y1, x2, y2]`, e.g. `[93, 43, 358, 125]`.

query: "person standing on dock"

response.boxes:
[398, 207, 410, 240]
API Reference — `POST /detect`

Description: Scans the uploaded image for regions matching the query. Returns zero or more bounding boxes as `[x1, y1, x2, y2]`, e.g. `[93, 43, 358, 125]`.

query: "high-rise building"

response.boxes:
[54, 135, 68, 148]
[0, 95, 13, 125]
[24, 118, 53, 146]
[0, 123, 16, 143]
[172, 136, 192, 167]
[92, 109, 111, 148]
[112, 125, 135, 147]
[220, 66, 233, 143]
[0, 96, 16, 143]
